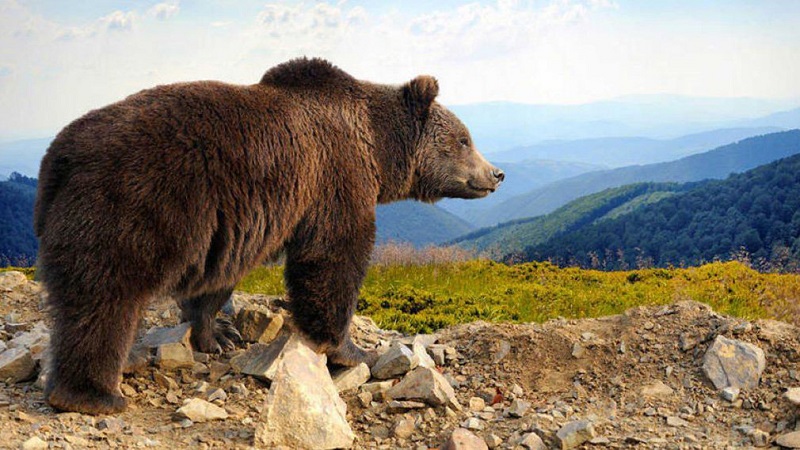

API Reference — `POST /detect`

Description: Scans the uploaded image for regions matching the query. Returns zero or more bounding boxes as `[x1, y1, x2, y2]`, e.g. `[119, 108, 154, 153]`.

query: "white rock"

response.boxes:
[255, 334, 354, 449]
[518, 432, 546, 450]
[441, 428, 488, 450]
[639, 380, 674, 398]
[785, 387, 800, 406]
[776, 431, 800, 449]
[175, 398, 229, 422]
[556, 420, 596, 449]
[156, 342, 195, 370]
[468, 397, 486, 412]
[0, 271, 27, 292]
[20, 436, 48, 450]
[371, 343, 418, 379]
[230, 333, 291, 381]
[721, 386, 740, 402]
[702, 335, 765, 390]
[332, 363, 371, 393]
[413, 342, 436, 368]
[666, 416, 689, 427]
[387, 366, 461, 410]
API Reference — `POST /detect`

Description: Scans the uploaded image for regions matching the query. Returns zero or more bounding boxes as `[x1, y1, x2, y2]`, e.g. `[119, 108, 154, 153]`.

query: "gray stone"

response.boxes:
[519, 432, 546, 450]
[505, 398, 530, 418]
[721, 386, 740, 402]
[0, 347, 36, 382]
[556, 420, 596, 450]
[332, 363, 371, 393]
[639, 380, 674, 398]
[206, 387, 227, 403]
[371, 343, 418, 379]
[235, 306, 284, 344]
[485, 433, 503, 449]
[777, 431, 800, 448]
[785, 387, 800, 406]
[255, 334, 354, 449]
[97, 417, 126, 433]
[141, 322, 192, 348]
[8, 322, 49, 358]
[387, 366, 461, 411]
[387, 400, 426, 413]
[571, 342, 584, 358]
[492, 340, 512, 363]
[702, 335, 765, 390]
[441, 428, 488, 450]
[427, 344, 447, 366]
[175, 398, 229, 422]
[462, 417, 483, 431]
[230, 333, 291, 381]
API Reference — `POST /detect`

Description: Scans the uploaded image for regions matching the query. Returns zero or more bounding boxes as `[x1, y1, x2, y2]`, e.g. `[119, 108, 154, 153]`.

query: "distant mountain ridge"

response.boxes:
[478, 130, 800, 227]
[524, 153, 800, 269]
[376, 201, 473, 247]
[0, 173, 38, 266]
[450, 182, 690, 257]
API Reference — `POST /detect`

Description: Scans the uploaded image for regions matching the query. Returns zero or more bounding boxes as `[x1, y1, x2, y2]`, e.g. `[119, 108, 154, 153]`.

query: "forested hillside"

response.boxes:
[0, 173, 37, 266]
[480, 130, 800, 227]
[524, 154, 800, 269]
[451, 182, 690, 257]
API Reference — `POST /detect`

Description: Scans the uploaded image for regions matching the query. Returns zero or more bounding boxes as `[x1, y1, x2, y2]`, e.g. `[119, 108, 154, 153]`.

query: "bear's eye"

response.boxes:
[459, 137, 470, 147]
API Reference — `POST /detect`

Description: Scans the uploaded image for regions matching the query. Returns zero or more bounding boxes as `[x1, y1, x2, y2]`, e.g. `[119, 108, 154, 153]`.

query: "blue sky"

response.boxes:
[1, 0, 799, 140]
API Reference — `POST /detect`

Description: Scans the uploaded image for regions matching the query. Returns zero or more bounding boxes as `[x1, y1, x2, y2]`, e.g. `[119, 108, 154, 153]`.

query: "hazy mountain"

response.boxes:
[376, 201, 473, 247]
[489, 127, 783, 167]
[526, 153, 800, 269]
[450, 96, 796, 153]
[477, 130, 800, 227]
[0, 173, 38, 266]
[451, 183, 688, 257]
[437, 159, 605, 224]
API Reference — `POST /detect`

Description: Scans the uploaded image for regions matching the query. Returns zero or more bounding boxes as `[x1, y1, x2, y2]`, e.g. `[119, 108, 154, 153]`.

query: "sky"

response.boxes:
[1, 0, 799, 140]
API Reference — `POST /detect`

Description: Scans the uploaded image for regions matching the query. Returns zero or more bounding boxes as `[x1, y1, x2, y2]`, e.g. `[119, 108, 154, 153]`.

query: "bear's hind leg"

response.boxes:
[46, 293, 145, 415]
[179, 288, 241, 354]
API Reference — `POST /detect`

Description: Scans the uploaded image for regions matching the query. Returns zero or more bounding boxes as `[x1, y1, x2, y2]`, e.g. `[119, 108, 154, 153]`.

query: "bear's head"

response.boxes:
[404, 76, 504, 202]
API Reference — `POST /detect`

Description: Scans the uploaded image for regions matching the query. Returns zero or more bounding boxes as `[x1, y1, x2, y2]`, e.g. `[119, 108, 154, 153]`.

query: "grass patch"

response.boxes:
[236, 260, 800, 334]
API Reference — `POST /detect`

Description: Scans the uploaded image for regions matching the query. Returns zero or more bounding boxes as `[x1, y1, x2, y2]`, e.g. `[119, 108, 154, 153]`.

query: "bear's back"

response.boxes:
[259, 58, 361, 94]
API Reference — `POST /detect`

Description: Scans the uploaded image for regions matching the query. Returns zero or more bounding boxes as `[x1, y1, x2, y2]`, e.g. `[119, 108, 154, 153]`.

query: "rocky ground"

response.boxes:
[1, 270, 800, 449]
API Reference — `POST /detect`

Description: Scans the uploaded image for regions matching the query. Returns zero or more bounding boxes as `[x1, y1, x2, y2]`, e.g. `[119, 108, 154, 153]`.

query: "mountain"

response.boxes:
[451, 182, 690, 257]
[0, 173, 38, 266]
[376, 201, 473, 247]
[479, 130, 800, 227]
[450, 96, 796, 153]
[0, 137, 51, 179]
[437, 159, 605, 224]
[525, 153, 800, 269]
[489, 127, 783, 167]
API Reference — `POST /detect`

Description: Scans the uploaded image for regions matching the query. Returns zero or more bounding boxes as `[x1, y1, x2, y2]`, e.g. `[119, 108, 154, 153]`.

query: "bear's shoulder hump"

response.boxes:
[259, 58, 357, 90]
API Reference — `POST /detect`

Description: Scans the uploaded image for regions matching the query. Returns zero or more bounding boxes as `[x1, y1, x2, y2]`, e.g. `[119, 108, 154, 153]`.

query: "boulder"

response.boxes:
[556, 420, 596, 450]
[234, 305, 284, 344]
[441, 428, 488, 450]
[386, 366, 461, 411]
[702, 335, 765, 390]
[332, 363, 371, 393]
[230, 333, 291, 381]
[371, 343, 418, 379]
[175, 398, 229, 422]
[0, 347, 36, 382]
[255, 334, 354, 449]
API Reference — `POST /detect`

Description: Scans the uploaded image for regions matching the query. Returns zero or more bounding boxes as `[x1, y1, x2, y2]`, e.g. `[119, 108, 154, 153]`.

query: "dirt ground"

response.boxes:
[1, 274, 799, 449]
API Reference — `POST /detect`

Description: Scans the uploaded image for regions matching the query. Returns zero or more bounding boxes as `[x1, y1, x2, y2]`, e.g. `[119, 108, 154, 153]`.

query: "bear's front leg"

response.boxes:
[284, 219, 377, 367]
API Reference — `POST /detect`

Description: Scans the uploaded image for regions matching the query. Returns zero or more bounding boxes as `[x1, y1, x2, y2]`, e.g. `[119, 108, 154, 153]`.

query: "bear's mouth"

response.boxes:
[467, 181, 496, 195]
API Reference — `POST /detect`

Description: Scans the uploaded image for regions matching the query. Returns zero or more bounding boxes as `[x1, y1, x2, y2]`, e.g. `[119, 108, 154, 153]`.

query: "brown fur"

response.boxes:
[34, 57, 503, 415]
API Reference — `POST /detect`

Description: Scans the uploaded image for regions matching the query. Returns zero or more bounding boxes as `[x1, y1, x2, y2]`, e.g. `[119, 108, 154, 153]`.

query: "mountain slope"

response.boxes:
[489, 127, 783, 167]
[376, 201, 473, 247]
[481, 130, 800, 227]
[525, 153, 800, 269]
[450, 182, 689, 257]
[0, 173, 38, 266]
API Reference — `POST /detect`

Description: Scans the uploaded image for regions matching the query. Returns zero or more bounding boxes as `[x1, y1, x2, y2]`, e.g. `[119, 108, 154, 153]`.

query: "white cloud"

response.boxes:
[149, 2, 180, 20]
[101, 10, 135, 31]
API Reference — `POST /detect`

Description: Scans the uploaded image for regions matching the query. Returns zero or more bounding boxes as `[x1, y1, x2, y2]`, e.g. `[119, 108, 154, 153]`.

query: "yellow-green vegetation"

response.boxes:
[238, 260, 800, 334]
[0, 266, 36, 279]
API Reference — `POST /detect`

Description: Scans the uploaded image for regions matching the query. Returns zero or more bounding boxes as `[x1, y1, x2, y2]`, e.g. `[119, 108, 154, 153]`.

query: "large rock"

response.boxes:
[441, 428, 488, 450]
[387, 366, 461, 411]
[141, 323, 195, 370]
[785, 387, 800, 406]
[255, 334, 354, 449]
[639, 381, 674, 398]
[0, 347, 36, 382]
[776, 431, 800, 449]
[332, 363, 371, 393]
[702, 335, 765, 390]
[230, 333, 291, 381]
[371, 343, 418, 379]
[556, 420, 596, 450]
[234, 305, 284, 344]
[175, 398, 229, 422]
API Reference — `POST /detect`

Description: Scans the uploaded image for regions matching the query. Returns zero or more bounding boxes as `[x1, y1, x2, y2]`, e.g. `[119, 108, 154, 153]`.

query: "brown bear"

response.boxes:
[34, 57, 504, 415]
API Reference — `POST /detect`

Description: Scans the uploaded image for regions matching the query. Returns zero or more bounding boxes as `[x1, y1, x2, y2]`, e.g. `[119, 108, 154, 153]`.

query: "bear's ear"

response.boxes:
[403, 75, 439, 118]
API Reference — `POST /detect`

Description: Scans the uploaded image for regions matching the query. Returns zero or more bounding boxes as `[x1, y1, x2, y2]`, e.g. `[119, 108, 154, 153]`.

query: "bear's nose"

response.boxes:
[492, 169, 505, 183]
